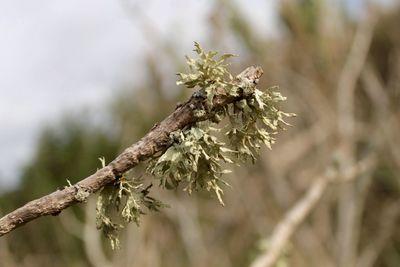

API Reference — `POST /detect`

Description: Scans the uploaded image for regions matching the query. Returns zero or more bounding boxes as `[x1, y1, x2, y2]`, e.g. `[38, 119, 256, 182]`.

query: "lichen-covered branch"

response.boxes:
[0, 43, 293, 241]
[95, 44, 292, 248]
[0, 65, 264, 237]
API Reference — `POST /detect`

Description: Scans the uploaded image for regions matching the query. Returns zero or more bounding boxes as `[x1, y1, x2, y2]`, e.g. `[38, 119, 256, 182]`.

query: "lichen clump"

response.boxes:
[147, 126, 234, 205]
[148, 42, 293, 203]
[96, 158, 165, 250]
[96, 43, 293, 248]
[177, 42, 237, 103]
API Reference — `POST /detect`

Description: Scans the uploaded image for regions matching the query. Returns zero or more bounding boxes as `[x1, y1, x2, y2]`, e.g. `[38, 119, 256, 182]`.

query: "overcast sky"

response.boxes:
[0, 0, 279, 190]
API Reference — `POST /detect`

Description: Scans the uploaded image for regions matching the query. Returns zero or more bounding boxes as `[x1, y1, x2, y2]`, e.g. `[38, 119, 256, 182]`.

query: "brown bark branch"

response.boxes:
[0, 66, 264, 237]
[250, 154, 376, 267]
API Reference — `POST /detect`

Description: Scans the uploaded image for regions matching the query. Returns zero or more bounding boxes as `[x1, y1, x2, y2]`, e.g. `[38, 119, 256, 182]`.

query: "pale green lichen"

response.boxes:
[74, 186, 90, 202]
[96, 159, 165, 249]
[148, 42, 294, 204]
[96, 184, 123, 250]
[177, 42, 238, 103]
[147, 126, 234, 205]
[96, 43, 293, 248]
[226, 86, 295, 162]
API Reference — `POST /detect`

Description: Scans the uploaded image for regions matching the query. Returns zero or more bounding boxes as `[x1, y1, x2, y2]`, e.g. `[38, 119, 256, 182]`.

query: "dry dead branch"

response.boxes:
[250, 155, 376, 267]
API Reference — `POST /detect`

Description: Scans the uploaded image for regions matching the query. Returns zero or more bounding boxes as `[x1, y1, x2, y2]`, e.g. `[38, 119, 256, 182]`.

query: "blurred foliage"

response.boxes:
[0, 118, 120, 266]
[1, 1, 400, 267]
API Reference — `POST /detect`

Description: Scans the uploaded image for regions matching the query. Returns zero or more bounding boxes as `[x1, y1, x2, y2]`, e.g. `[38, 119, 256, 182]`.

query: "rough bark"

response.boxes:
[0, 66, 263, 237]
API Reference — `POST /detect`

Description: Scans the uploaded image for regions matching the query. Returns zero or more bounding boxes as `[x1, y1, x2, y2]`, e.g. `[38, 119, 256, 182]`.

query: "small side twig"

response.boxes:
[356, 199, 400, 267]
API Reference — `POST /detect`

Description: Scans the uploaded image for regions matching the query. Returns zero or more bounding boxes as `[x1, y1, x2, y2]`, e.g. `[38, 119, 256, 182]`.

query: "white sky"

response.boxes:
[0, 0, 278, 190]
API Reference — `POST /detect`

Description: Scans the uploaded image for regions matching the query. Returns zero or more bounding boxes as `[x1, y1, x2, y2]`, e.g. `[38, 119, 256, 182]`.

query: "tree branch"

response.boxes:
[0, 66, 264, 237]
[250, 154, 376, 267]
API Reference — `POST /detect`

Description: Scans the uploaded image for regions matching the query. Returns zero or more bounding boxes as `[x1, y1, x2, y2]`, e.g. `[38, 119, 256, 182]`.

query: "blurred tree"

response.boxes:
[0, 118, 120, 266]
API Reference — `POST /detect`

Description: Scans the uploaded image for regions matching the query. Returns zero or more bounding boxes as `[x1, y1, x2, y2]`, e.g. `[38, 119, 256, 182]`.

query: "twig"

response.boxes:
[361, 64, 400, 167]
[0, 210, 18, 267]
[0, 66, 264, 237]
[59, 201, 112, 267]
[250, 155, 376, 267]
[336, 11, 378, 267]
[337, 12, 378, 140]
[169, 198, 208, 267]
[356, 199, 400, 267]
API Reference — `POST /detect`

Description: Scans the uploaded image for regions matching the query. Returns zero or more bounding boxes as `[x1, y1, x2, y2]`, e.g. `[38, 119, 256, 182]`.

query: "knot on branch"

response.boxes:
[74, 185, 90, 202]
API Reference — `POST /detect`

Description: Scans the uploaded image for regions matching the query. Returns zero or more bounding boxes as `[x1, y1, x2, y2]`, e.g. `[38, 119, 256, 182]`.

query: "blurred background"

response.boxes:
[1, 0, 400, 266]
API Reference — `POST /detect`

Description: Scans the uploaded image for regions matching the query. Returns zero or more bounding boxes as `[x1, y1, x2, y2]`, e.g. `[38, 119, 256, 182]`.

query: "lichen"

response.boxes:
[225, 86, 294, 162]
[147, 126, 234, 205]
[148, 42, 294, 204]
[96, 43, 294, 248]
[177, 42, 238, 103]
[95, 159, 165, 249]
[74, 186, 90, 202]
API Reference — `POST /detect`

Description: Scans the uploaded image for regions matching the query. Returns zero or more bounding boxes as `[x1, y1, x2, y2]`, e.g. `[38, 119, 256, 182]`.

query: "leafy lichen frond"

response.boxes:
[226, 87, 294, 162]
[96, 167, 165, 249]
[96, 43, 294, 248]
[149, 43, 294, 204]
[147, 126, 234, 205]
[177, 42, 237, 103]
